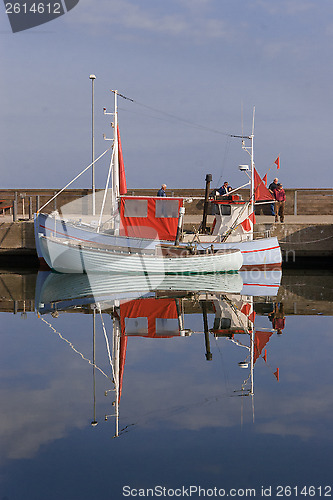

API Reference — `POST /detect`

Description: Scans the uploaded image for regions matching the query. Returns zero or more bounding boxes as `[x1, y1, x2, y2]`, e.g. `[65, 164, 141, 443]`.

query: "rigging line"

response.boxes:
[110, 90, 134, 102]
[121, 96, 232, 137]
[37, 146, 113, 213]
[98, 307, 117, 388]
[39, 315, 110, 379]
[128, 390, 233, 426]
[118, 105, 208, 130]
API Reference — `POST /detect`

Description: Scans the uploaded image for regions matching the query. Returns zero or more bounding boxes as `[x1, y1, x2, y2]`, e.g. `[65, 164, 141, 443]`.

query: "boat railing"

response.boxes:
[253, 229, 272, 239]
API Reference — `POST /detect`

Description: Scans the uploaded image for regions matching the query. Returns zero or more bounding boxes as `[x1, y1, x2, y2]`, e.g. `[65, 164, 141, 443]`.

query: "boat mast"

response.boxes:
[112, 90, 120, 208]
[250, 107, 255, 223]
[240, 106, 255, 241]
[103, 90, 120, 218]
[89, 74, 96, 216]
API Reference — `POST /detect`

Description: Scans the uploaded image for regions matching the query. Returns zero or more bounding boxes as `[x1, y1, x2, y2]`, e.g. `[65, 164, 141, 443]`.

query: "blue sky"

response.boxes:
[1, 0, 332, 189]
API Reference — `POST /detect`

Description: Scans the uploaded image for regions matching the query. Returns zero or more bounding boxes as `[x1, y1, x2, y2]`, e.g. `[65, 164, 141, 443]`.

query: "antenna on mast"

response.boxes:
[241, 101, 244, 145]
[252, 106, 255, 137]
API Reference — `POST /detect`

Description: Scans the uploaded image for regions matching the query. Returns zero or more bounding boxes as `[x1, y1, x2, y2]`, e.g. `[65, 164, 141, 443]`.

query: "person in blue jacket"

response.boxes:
[218, 181, 232, 196]
[157, 184, 167, 197]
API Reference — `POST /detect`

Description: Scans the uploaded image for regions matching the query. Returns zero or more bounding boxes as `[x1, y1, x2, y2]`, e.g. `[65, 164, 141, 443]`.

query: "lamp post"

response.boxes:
[89, 74, 96, 216]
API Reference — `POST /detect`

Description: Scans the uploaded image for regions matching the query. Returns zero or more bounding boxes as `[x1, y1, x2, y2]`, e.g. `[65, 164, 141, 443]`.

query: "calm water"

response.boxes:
[0, 269, 332, 500]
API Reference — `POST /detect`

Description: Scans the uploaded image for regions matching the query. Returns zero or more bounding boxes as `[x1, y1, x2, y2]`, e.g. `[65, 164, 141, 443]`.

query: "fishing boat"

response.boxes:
[38, 234, 243, 274]
[34, 90, 282, 270]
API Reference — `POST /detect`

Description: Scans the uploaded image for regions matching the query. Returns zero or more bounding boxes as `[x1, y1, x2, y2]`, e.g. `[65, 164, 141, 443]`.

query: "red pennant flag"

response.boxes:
[248, 311, 256, 323]
[253, 331, 273, 365]
[274, 156, 280, 170]
[254, 167, 274, 201]
[117, 124, 127, 195]
[249, 211, 256, 225]
[241, 303, 251, 316]
[240, 210, 256, 232]
[241, 217, 251, 232]
[274, 367, 280, 382]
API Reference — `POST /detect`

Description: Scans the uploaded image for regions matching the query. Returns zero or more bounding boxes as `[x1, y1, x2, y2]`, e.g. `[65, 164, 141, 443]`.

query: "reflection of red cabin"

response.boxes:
[119, 196, 183, 240]
[120, 297, 180, 338]
[118, 297, 181, 400]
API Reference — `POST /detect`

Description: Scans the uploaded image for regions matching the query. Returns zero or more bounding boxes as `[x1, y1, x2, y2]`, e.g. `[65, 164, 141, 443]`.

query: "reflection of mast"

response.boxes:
[201, 301, 212, 361]
[112, 310, 120, 438]
[237, 296, 255, 396]
[91, 307, 98, 427]
[104, 303, 128, 438]
[104, 304, 122, 438]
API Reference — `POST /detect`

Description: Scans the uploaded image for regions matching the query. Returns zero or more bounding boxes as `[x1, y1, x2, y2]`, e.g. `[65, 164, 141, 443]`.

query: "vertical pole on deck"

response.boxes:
[175, 207, 185, 246]
[29, 197, 33, 219]
[13, 191, 18, 222]
[201, 173, 212, 233]
[294, 190, 297, 216]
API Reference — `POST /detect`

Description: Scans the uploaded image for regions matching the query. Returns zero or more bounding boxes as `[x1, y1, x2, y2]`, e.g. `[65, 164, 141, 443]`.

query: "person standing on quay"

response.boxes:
[274, 183, 286, 223]
[268, 177, 279, 216]
[157, 184, 167, 197]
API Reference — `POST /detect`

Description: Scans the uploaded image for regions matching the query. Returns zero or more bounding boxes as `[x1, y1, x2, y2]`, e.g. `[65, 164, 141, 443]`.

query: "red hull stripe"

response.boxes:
[241, 245, 280, 254]
[241, 264, 282, 270]
[242, 283, 279, 287]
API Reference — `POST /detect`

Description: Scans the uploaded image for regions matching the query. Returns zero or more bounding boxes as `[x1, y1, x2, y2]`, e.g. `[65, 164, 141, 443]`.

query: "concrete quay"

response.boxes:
[0, 214, 332, 267]
[0, 185, 332, 266]
[254, 215, 333, 261]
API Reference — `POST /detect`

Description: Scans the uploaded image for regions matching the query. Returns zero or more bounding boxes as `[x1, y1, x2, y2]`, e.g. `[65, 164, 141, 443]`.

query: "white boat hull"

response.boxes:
[35, 213, 281, 270]
[39, 236, 243, 274]
[194, 237, 282, 270]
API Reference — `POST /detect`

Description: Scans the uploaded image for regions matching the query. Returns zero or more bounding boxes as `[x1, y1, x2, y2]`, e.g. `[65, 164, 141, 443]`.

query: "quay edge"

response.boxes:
[0, 216, 332, 268]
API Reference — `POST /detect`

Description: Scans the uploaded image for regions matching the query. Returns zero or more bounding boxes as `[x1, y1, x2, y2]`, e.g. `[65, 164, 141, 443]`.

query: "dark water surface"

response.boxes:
[0, 269, 332, 500]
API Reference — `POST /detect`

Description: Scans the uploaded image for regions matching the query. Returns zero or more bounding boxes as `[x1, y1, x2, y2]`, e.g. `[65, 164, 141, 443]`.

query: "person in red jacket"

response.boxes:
[274, 183, 286, 223]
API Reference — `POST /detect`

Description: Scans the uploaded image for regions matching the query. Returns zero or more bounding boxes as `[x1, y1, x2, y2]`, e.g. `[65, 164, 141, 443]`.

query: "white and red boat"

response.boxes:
[34, 91, 281, 271]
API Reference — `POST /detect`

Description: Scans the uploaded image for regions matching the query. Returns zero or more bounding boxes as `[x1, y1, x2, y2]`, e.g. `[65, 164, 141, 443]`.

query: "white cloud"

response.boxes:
[253, 0, 315, 16]
[66, 0, 232, 42]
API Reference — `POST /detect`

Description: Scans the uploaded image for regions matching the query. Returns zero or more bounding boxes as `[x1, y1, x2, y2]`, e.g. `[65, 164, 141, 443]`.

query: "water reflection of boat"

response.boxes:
[208, 293, 280, 404]
[35, 270, 244, 314]
[35, 269, 281, 315]
[36, 270, 282, 435]
[239, 270, 281, 296]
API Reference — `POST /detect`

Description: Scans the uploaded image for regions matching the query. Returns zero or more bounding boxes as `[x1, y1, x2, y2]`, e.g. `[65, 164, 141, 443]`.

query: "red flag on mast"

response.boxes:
[254, 167, 274, 201]
[117, 124, 127, 195]
[240, 211, 256, 233]
[274, 156, 280, 170]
